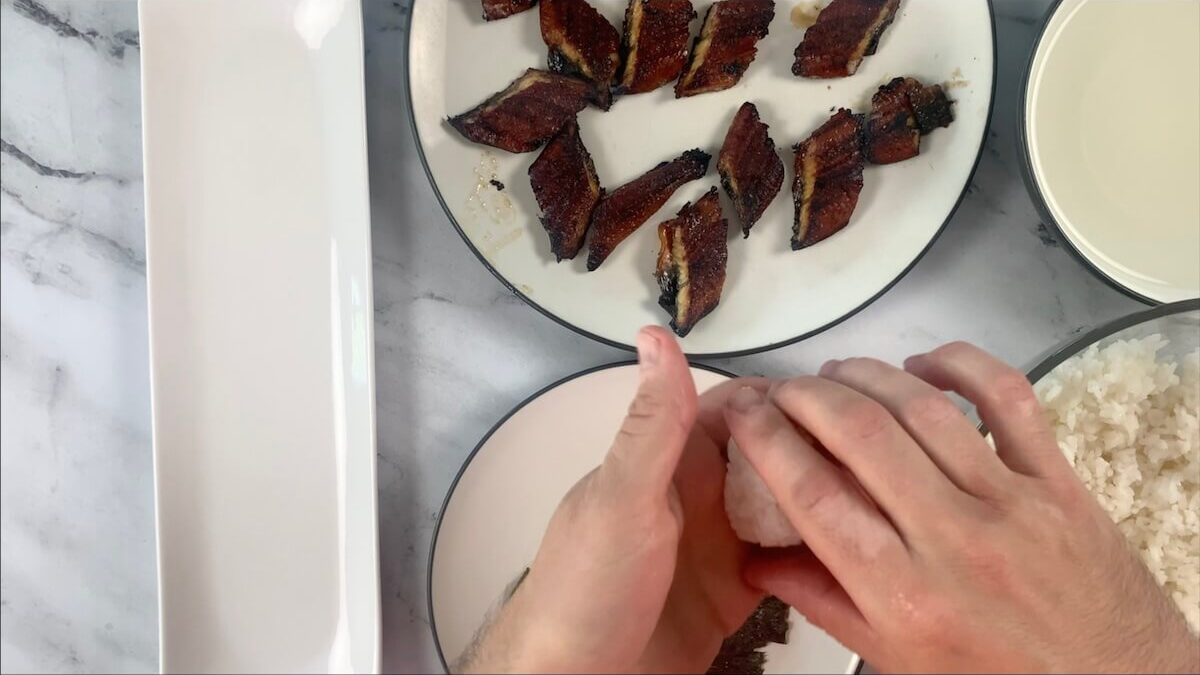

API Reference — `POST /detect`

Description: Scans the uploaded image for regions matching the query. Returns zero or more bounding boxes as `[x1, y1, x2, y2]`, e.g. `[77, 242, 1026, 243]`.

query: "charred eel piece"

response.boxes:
[528, 118, 603, 261]
[718, 102, 784, 236]
[616, 0, 696, 95]
[587, 148, 711, 270]
[540, 0, 622, 109]
[793, 0, 900, 78]
[656, 187, 728, 337]
[675, 0, 774, 98]
[792, 109, 865, 249]
[448, 68, 591, 153]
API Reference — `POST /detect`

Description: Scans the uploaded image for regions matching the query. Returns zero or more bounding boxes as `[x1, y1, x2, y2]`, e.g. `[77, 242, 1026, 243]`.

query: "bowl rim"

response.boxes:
[404, 0, 999, 359]
[1025, 298, 1200, 386]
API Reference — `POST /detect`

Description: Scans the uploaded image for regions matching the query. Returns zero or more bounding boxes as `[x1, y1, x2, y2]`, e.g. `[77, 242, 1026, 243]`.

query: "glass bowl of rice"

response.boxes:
[1025, 298, 1199, 633]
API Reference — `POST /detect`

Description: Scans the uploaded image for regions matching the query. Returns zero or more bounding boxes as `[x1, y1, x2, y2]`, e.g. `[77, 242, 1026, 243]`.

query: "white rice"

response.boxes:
[725, 439, 802, 547]
[1034, 334, 1200, 633]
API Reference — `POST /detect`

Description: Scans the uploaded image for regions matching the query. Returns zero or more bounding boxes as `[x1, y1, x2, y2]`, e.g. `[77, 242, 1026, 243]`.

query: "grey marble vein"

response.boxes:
[11, 0, 141, 59]
[0, 0, 1147, 673]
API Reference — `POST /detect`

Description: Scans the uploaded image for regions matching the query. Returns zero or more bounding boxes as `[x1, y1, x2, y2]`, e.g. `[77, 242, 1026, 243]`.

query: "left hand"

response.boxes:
[457, 327, 766, 674]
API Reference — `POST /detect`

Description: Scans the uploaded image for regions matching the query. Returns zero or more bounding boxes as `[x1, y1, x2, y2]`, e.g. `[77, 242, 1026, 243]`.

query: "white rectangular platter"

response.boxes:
[139, 0, 380, 671]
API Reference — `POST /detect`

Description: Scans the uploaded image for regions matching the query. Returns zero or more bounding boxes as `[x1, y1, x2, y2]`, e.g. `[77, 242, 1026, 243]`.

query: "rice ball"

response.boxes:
[724, 438, 802, 547]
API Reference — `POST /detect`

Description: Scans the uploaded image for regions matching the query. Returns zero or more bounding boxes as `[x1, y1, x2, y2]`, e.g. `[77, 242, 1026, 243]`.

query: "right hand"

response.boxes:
[725, 342, 1198, 673]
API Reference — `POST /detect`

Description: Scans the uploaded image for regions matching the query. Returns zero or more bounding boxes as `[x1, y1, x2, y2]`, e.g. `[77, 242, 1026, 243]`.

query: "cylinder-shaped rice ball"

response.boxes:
[724, 438, 802, 547]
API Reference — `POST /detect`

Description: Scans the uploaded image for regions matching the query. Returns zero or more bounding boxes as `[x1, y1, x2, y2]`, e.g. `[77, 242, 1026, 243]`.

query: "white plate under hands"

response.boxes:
[429, 363, 858, 674]
[409, 0, 994, 356]
[139, 0, 380, 671]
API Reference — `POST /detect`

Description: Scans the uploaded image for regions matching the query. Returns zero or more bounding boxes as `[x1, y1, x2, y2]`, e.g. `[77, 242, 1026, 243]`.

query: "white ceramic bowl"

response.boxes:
[1020, 0, 1200, 305]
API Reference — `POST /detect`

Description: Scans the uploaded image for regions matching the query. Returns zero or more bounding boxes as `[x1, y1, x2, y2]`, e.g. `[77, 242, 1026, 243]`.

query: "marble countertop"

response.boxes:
[0, 0, 1145, 672]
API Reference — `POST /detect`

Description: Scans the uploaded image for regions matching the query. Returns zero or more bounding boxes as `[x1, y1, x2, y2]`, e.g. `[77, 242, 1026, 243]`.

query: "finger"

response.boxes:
[819, 358, 1012, 500]
[696, 377, 771, 446]
[602, 326, 698, 496]
[768, 376, 966, 536]
[744, 547, 877, 659]
[724, 387, 910, 614]
[904, 342, 1065, 478]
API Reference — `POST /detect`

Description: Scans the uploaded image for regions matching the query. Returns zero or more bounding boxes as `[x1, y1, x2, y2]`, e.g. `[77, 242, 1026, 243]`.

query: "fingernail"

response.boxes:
[637, 328, 660, 372]
[728, 386, 764, 412]
[819, 359, 841, 376]
[903, 354, 924, 370]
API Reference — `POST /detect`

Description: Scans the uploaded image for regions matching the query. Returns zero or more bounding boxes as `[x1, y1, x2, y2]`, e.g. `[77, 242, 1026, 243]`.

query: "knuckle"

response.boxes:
[788, 471, 844, 517]
[989, 371, 1038, 411]
[842, 400, 895, 443]
[898, 392, 961, 429]
[622, 389, 686, 438]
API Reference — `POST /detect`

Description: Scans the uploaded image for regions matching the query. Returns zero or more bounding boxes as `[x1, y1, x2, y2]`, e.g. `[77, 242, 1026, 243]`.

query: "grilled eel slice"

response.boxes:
[540, 0, 621, 110]
[906, 79, 954, 134]
[793, 0, 900, 78]
[448, 69, 591, 153]
[587, 148, 711, 270]
[616, 0, 696, 95]
[656, 187, 727, 337]
[528, 119, 602, 261]
[792, 109, 865, 249]
[864, 76, 955, 164]
[718, 102, 784, 236]
[675, 0, 775, 98]
[482, 0, 537, 21]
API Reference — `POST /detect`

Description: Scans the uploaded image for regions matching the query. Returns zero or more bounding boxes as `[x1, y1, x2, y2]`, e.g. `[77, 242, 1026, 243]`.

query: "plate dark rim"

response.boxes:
[1015, 0, 1165, 307]
[403, 0, 999, 359]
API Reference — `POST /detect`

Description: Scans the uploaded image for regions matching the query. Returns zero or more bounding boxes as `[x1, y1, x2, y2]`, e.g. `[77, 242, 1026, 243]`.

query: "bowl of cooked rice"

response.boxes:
[1026, 298, 1200, 633]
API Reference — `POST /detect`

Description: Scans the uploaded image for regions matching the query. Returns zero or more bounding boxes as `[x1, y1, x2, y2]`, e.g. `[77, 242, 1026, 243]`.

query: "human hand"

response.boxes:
[458, 327, 764, 674]
[727, 342, 1198, 674]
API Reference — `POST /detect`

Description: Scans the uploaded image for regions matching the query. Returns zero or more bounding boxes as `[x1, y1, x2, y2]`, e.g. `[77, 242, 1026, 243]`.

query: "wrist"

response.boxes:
[458, 580, 568, 674]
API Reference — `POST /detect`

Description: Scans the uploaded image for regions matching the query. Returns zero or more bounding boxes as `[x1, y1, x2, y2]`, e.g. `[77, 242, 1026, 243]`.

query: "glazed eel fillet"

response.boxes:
[528, 119, 603, 261]
[448, 69, 590, 153]
[540, 0, 621, 109]
[587, 148, 711, 270]
[675, 0, 774, 97]
[718, 102, 784, 236]
[793, 0, 900, 78]
[482, 0, 537, 21]
[792, 108, 865, 249]
[616, 0, 696, 95]
[864, 76, 955, 164]
[656, 187, 727, 337]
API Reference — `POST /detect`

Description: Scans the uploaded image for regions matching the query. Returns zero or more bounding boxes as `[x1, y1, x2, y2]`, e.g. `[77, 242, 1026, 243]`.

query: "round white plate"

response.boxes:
[428, 363, 859, 673]
[408, 0, 994, 355]
[1021, 0, 1200, 304]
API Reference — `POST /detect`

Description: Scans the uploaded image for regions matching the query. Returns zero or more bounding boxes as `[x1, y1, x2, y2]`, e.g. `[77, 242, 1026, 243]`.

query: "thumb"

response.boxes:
[602, 326, 698, 497]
